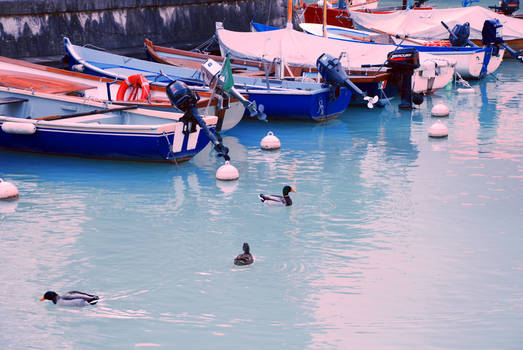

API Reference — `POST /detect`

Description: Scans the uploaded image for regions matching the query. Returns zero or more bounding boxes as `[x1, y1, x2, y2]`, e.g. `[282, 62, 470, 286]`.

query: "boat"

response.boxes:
[298, 22, 505, 78]
[0, 56, 245, 132]
[144, 38, 396, 106]
[348, 6, 523, 56]
[216, 24, 455, 94]
[64, 37, 353, 122]
[0, 85, 220, 163]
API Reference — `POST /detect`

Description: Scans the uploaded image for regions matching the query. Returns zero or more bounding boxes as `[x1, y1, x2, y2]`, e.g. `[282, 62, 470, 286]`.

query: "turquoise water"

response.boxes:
[1, 59, 521, 349]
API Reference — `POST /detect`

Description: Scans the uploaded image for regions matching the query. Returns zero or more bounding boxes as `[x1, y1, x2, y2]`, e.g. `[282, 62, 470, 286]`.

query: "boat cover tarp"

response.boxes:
[217, 25, 442, 68]
[349, 6, 523, 41]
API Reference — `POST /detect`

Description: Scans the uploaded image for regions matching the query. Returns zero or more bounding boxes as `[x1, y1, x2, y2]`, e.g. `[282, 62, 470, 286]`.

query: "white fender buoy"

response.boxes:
[2, 122, 36, 135]
[216, 161, 239, 181]
[457, 88, 475, 94]
[260, 131, 281, 150]
[431, 103, 450, 117]
[0, 178, 19, 200]
[428, 120, 449, 138]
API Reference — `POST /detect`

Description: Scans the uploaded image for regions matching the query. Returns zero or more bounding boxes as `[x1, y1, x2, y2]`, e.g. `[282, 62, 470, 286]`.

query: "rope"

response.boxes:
[192, 35, 217, 53]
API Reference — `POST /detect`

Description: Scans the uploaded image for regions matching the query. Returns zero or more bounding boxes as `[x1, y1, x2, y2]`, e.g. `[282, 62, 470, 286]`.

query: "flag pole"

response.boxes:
[323, 0, 328, 38]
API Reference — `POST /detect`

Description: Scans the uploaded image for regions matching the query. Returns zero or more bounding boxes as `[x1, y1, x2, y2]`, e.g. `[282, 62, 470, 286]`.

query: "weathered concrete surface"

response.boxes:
[0, 0, 287, 59]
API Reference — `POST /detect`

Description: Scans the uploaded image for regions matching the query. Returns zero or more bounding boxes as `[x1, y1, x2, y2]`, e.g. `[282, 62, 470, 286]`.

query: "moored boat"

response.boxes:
[299, 22, 505, 79]
[348, 6, 523, 57]
[0, 86, 219, 163]
[64, 37, 353, 122]
[0, 56, 244, 132]
[144, 38, 396, 106]
[217, 24, 455, 94]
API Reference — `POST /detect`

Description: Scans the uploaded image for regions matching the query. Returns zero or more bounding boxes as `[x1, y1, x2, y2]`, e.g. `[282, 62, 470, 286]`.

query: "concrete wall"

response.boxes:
[0, 0, 287, 59]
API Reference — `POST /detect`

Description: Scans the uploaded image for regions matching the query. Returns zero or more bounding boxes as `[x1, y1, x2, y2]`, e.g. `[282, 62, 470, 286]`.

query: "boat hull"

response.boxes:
[245, 87, 352, 121]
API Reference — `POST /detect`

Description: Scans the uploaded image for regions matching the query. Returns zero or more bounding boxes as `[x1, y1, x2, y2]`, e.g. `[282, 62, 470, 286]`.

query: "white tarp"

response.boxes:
[217, 24, 443, 68]
[349, 6, 523, 41]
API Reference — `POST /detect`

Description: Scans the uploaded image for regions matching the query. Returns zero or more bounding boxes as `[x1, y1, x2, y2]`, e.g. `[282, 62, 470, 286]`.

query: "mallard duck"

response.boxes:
[259, 185, 296, 206]
[40, 291, 99, 307]
[234, 243, 254, 266]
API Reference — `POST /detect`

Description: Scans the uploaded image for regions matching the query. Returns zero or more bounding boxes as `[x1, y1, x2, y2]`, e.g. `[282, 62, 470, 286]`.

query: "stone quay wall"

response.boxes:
[0, 0, 287, 59]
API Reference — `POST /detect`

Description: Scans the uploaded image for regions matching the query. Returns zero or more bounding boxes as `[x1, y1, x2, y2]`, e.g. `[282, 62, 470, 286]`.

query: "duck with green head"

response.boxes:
[259, 185, 296, 206]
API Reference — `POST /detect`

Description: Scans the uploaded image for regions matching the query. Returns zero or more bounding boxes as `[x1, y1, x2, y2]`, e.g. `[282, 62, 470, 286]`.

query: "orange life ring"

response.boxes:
[116, 74, 150, 101]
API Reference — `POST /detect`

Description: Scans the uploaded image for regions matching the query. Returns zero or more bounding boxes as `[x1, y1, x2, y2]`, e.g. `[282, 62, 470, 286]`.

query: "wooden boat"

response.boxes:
[0, 86, 218, 163]
[64, 37, 352, 122]
[299, 22, 505, 79]
[0, 56, 244, 132]
[217, 24, 455, 94]
[144, 38, 396, 105]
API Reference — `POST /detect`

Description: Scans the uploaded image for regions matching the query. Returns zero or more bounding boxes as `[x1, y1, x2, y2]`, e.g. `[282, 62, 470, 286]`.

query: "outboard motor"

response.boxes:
[482, 19, 504, 47]
[166, 80, 230, 160]
[449, 22, 471, 47]
[489, 0, 519, 15]
[200, 59, 266, 120]
[316, 53, 379, 108]
[385, 48, 423, 110]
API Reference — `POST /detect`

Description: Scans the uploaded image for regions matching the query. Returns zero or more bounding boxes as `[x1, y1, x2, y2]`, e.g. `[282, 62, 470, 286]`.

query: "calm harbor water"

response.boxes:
[1, 59, 521, 349]
[1, 1, 523, 346]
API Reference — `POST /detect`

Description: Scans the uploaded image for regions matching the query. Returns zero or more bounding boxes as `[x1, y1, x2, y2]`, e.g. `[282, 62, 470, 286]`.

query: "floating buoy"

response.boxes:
[428, 120, 449, 138]
[0, 178, 19, 200]
[457, 88, 475, 94]
[260, 131, 281, 150]
[431, 103, 450, 117]
[216, 161, 239, 181]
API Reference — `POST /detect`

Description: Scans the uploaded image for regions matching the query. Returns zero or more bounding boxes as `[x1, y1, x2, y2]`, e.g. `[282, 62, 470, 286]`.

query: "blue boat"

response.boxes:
[0, 86, 219, 163]
[64, 38, 352, 122]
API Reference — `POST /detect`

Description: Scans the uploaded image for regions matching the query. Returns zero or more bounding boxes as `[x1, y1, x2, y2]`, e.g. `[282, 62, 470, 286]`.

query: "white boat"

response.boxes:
[0, 56, 244, 132]
[217, 24, 456, 94]
[348, 6, 523, 52]
[0, 86, 219, 163]
[299, 22, 505, 78]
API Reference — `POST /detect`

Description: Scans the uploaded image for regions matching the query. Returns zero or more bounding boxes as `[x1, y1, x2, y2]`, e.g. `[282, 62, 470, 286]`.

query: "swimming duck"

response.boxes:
[234, 243, 254, 266]
[259, 185, 296, 206]
[40, 291, 99, 307]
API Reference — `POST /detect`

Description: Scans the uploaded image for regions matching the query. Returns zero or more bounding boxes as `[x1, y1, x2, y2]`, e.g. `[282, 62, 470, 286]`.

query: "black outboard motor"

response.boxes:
[482, 19, 503, 56]
[385, 48, 423, 110]
[166, 80, 230, 160]
[489, 0, 519, 15]
[317, 53, 366, 98]
[449, 22, 471, 47]
[316, 53, 380, 108]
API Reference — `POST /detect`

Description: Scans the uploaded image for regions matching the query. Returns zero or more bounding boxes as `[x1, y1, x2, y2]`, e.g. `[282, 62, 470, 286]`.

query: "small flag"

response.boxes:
[220, 56, 234, 92]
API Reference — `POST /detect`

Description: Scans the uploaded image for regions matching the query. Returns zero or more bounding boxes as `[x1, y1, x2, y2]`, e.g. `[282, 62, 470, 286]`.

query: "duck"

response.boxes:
[259, 185, 296, 206]
[234, 243, 254, 266]
[40, 291, 99, 307]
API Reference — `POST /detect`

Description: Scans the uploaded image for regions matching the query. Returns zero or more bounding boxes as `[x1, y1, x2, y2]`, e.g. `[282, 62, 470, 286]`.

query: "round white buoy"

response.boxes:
[457, 88, 475, 94]
[428, 120, 449, 138]
[216, 161, 239, 181]
[260, 131, 281, 150]
[431, 103, 450, 117]
[0, 178, 19, 200]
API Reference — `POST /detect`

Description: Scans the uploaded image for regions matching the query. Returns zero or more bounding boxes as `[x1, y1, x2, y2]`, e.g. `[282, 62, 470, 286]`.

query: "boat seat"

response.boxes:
[0, 97, 28, 105]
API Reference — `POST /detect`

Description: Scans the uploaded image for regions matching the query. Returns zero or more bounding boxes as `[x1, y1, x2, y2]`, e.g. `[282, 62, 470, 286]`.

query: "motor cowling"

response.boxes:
[316, 53, 365, 96]
[482, 19, 504, 46]
[166, 80, 200, 113]
[386, 48, 420, 71]
[449, 22, 471, 47]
